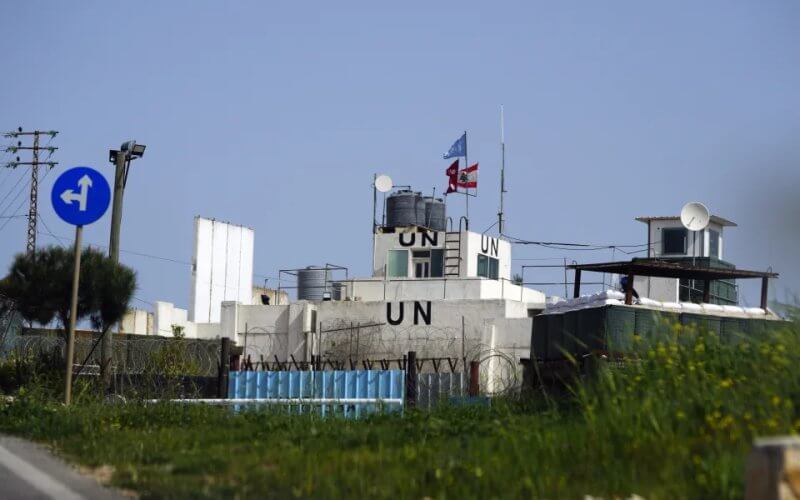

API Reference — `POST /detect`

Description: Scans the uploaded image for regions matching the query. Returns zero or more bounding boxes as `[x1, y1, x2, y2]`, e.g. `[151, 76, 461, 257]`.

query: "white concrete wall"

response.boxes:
[642, 219, 726, 302]
[222, 297, 540, 369]
[119, 309, 153, 335]
[373, 230, 444, 277]
[337, 277, 545, 305]
[463, 232, 511, 280]
[647, 219, 724, 259]
[639, 276, 680, 303]
[153, 301, 196, 337]
[190, 217, 254, 323]
[481, 317, 533, 394]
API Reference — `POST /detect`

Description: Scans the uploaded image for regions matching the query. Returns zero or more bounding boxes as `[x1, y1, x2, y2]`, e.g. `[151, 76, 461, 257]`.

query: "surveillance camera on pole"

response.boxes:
[101, 139, 146, 393]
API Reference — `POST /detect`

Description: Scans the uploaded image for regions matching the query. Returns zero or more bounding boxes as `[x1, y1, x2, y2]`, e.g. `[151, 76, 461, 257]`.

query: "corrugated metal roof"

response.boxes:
[634, 215, 737, 227]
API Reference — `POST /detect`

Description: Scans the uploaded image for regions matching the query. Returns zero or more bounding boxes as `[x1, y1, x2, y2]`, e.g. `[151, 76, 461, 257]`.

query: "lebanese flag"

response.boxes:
[445, 160, 459, 194]
[457, 163, 478, 188]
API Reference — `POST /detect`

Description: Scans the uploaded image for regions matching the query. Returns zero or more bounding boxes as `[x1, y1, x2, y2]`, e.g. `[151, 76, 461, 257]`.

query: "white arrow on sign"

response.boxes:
[59, 174, 93, 212]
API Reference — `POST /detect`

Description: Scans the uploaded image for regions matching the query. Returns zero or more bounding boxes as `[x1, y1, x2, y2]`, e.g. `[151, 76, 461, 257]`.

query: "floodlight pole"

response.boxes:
[100, 150, 128, 392]
[64, 225, 83, 406]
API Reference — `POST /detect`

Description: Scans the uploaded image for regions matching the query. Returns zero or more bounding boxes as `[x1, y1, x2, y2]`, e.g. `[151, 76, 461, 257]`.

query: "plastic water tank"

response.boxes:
[423, 197, 446, 231]
[386, 190, 422, 227]
[297, 267, 330, 300]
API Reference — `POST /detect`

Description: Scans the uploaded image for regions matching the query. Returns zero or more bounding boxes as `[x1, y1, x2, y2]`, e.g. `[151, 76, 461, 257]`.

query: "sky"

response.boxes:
[1, 0, 798, 309]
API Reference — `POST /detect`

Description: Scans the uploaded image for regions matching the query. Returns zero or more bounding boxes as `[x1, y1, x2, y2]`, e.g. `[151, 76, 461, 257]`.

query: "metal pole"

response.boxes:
[372, 174, 377, 233]
[101, 151, 127, 392]
[26, 132, 40, 254]
[464, 131, 469, 222]
[499, 106, 505, 236]
[461, 316, 465, 361]
[64, 225, 83, 406]
[405, 351, 417, 408]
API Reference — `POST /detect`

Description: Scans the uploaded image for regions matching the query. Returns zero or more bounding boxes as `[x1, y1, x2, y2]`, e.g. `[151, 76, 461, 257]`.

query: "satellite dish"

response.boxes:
[375, 174, 393, 193]
[680, 202, 710, 231]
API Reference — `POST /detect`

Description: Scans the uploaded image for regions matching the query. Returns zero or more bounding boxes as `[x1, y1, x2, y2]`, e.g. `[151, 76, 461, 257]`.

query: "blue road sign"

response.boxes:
[51, 167, 111, 226]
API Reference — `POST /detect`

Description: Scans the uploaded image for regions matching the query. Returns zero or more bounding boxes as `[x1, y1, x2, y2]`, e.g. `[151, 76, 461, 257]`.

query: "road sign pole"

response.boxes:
[64, 225, 83, 406]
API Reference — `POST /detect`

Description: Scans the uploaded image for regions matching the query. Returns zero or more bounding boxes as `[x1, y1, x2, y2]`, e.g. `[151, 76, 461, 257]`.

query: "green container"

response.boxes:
[532, 315, 549, 360]
[561, 312, 579, 359]
[606, 306, 636, 352]
[546, 314, 564, 360]
[634, 308, 661, 342]
[720, 317, 746, 344]
[578, 307, 606, 354]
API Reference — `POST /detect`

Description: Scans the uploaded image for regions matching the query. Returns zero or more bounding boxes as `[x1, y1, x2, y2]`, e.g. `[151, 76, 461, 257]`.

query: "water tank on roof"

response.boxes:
[423, 197, 446, 231]
[386, 190, 422, 228]
[297, 267, 330, 300]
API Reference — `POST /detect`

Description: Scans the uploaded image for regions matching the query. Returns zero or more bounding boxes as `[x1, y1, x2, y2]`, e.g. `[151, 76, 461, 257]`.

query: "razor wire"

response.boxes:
[240, 320, 526, 397]
[1, 334, 222, 399]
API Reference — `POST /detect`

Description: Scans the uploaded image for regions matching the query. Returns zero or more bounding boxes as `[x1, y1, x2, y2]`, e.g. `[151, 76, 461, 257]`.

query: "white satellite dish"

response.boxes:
[375, 174, 393, 193]
[680, 202, 710, 231]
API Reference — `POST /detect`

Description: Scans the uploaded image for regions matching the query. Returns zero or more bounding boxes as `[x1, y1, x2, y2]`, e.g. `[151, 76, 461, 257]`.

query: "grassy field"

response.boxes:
[1, 322, 799, 499]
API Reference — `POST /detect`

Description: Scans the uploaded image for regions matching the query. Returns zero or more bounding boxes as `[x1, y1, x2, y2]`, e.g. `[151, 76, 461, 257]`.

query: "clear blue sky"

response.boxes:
[1, 1, 798, 308]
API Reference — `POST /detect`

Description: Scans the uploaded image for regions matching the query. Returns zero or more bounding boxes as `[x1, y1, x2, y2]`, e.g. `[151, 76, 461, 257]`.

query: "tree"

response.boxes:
[0, 246, 137, 337]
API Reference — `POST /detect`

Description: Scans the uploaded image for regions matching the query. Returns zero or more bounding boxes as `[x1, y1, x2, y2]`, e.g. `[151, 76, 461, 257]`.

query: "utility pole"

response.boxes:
[102, 141, 146, 393]
[3, 128, 58, 253]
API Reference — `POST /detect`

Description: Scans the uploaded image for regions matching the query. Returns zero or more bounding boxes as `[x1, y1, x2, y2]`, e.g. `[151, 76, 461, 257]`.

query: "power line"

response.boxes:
[2, 128, 59, 253]
[35, 228, 279, 282]
[0, 169, 28, 213]
[0, 168, 54, 235]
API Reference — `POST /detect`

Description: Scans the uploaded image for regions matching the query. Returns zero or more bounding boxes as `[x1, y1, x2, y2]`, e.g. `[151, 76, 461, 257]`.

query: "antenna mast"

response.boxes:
[498, 106, 506, 235]
[3, 128, 59, 254]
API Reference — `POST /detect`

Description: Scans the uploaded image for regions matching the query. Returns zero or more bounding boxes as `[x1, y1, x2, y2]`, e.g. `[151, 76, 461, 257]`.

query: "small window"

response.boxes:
[662, 228, 687, 255]
[489, 257, 499, 279]
[708, 230, 720, 258]
[412, 250, 430, 258]
[477, 254, 499, 279]
[387, 250, 408, 277]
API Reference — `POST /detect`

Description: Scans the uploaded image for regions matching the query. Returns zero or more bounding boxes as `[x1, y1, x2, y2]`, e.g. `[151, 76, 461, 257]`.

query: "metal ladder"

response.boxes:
[444, 232, 461, 277]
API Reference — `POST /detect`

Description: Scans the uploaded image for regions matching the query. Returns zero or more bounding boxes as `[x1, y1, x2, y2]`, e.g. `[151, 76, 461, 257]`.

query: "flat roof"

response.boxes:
[568, 258, 777, 280]
[635, 215, 737, 227]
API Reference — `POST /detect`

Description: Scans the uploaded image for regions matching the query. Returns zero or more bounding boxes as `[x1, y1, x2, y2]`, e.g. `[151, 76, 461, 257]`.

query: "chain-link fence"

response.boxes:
[0, 330, 222, 399]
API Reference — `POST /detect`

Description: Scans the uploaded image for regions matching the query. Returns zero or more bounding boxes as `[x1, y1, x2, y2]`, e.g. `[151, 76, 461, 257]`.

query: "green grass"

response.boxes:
[1, 322, 799, 499]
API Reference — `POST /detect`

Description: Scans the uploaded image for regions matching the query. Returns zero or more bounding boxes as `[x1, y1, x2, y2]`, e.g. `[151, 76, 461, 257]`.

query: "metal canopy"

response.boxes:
[567, 258, 777, 310]
[568, 259, 777, 281]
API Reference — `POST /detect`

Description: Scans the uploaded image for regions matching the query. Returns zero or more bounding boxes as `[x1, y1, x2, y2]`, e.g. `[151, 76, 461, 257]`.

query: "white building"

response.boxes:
[120, 190, 549, 390]
[634, 214, 738, 304]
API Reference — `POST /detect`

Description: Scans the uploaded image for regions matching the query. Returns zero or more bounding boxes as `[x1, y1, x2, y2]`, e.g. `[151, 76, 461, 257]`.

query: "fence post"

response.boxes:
[745, 436, 800, 500]
[405, 351, 417, 408]
[469, 360, 480, 397]
[218, 337, 231, 399]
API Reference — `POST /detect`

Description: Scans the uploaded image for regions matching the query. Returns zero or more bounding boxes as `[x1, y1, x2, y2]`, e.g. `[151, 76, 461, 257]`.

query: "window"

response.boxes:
[430, 249, 444, 278]
[662, 228, 687, 255]
[387, 250, 408, 277]
[708, 229, 720, 258]
[477, 254, 499, 279]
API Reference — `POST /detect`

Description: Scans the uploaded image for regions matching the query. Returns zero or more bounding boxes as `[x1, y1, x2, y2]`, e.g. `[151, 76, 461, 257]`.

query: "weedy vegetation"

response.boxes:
[0, 321, 798, 499]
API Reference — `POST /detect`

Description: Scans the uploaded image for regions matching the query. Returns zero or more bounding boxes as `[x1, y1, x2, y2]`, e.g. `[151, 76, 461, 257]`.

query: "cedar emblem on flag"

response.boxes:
[457, 163, 478, 188]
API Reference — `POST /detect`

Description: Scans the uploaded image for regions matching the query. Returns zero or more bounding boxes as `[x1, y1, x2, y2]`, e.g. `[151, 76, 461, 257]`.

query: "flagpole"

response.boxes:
[464, 130, 469, 224]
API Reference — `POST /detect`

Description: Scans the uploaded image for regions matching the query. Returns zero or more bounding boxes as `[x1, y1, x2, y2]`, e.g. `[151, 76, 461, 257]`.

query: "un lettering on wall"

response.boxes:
[189, 216, 254, 323]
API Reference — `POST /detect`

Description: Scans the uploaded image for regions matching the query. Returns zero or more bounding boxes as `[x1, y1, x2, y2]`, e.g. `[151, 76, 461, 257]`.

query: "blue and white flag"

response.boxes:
[443, 133, 467, 159]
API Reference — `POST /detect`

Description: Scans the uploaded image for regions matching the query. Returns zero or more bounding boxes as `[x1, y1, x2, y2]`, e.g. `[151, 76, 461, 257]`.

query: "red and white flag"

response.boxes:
[457, 163, 478, 188]
[445, 160, 459, 194]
